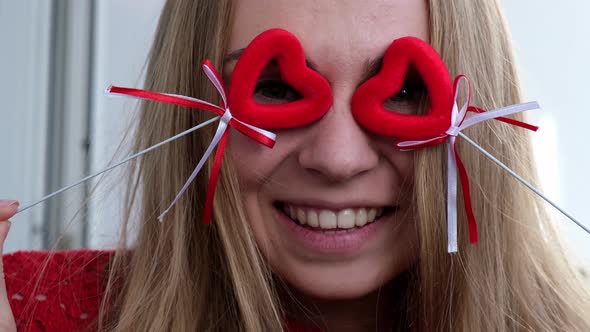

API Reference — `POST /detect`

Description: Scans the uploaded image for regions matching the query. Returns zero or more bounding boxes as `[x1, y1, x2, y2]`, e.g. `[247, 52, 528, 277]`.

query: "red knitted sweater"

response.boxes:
[3, 250, 320, 332]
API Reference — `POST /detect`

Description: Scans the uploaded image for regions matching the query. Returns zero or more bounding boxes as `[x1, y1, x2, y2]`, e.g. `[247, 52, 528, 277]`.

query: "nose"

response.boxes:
[297, 97, 380, 182]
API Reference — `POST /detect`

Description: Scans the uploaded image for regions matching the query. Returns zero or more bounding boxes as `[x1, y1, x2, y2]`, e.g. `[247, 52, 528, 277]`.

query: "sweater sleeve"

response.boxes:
[3, 250, 113, 332]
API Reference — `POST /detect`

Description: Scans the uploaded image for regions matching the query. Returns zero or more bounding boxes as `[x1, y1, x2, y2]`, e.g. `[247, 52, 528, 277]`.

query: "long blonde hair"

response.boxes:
[100, 0, 590, 330]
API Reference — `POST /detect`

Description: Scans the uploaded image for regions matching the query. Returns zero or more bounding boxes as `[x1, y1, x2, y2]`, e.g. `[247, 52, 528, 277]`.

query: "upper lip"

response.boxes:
[276, 198, 397, 211]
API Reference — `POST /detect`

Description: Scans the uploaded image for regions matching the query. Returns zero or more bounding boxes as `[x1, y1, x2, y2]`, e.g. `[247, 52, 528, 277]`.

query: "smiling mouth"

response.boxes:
[273, 202, 398, 232]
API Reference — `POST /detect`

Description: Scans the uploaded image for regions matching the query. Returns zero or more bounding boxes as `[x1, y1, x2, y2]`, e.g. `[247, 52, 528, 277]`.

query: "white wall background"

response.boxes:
[502, 1, 590, 266]
[0, 1, 589, 268]
[88, 0, 164, 248]
[0, 2, 51, 252]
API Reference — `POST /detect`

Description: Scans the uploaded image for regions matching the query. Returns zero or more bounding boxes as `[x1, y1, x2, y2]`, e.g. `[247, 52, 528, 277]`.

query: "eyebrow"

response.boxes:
[224, 48, 318, 71]
[224, 48, 383, 82]
[224, 48, 246, 63]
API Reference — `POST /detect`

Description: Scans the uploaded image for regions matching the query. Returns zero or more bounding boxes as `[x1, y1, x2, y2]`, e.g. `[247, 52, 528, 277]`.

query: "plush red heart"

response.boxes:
[351, 37, 453, 140]
[228, 29, 333, 129]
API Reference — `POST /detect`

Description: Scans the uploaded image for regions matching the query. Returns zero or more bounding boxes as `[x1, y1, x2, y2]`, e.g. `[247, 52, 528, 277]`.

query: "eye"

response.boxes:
[390, 87, 410, 102]
[383, 79, 426, 114]
[387, 85, 421, 103]
[254, 79, 302, 104]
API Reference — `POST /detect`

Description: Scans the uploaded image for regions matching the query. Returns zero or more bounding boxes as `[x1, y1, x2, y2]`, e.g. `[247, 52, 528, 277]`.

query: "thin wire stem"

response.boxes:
[17, 116, 219, 214]
[458, 132, 589, 235]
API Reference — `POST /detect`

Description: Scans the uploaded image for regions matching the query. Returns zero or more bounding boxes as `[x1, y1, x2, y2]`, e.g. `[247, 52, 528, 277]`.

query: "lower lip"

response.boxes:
[274, 206, 391, 255]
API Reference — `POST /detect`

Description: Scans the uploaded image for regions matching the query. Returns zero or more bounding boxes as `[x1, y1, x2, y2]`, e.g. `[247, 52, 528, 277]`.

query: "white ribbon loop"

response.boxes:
[396, 135, 447, 150]
[447, 134, 459, 252]
[445, 76, 470, 253]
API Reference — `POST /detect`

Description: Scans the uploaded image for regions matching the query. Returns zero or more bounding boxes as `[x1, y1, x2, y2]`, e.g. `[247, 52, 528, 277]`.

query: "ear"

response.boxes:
[228, 29, 333, 129]
[351, 36, 453, 140]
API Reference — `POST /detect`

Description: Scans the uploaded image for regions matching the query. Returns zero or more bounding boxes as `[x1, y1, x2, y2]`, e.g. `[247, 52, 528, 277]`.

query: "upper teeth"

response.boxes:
[284, 204, 384, 229]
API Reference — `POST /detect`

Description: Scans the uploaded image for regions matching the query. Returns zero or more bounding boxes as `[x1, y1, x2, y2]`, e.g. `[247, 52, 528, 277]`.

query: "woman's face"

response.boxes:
[225, 0, 428, 300]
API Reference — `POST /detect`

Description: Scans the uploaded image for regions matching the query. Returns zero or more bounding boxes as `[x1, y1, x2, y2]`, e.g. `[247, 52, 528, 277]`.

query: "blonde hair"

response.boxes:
[99, 0, 590, 331]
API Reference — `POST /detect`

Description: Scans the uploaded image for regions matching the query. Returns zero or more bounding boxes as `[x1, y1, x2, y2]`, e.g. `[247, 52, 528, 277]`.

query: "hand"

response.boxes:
[0, 200, 18, 332]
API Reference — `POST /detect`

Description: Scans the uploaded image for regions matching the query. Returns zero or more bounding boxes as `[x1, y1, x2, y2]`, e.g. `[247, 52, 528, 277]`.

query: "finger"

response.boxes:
[0, 202, 18, 332]
[0, 220, 12, 297]
[0, 201, 19, 222]
[0, 202, 18, 299]
[0, 220, 16, 332]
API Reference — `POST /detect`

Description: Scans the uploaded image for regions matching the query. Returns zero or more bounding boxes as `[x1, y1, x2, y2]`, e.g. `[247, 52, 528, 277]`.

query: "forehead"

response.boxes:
[229, 0, 429, 71]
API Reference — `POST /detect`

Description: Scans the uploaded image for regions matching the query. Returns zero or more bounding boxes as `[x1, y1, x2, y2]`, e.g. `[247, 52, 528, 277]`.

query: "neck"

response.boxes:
[280, 275, 409, 332]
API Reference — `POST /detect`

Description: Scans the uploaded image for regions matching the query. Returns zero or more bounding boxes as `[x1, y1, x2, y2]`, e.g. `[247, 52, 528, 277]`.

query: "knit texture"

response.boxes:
[3, 250, 112, 331]
[3, 250, 321, 332]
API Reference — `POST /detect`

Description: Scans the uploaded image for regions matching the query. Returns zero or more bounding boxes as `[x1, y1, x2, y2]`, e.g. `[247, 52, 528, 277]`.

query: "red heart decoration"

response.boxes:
[228, 29, 333, 129]
[351, 37, 453, 140]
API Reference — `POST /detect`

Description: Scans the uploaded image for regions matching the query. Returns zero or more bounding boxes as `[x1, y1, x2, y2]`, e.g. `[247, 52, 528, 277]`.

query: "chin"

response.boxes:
[273, 251, 415, 300]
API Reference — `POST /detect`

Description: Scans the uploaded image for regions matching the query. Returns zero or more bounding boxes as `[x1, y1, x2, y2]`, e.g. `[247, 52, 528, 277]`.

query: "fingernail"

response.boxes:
[0, 200, 19, 208]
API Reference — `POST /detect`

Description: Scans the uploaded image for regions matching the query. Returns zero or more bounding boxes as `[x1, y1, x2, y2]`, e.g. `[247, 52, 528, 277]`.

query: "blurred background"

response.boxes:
[0, 1, 588, 278]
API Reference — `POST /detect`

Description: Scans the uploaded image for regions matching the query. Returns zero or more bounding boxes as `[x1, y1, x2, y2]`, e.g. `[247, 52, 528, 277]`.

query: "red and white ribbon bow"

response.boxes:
[107, 60, 276, 224]
[397, 75, 539, 253]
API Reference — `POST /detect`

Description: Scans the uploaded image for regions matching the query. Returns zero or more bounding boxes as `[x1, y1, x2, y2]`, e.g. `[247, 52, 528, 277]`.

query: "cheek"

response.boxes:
[226, 129, 294, 242]
[227, 128, 304, 188]
[227, 130, 280, 188]
[394, 151, 414, 179]
[226, 130, 278, 251]
[376, 137, 415, 185]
